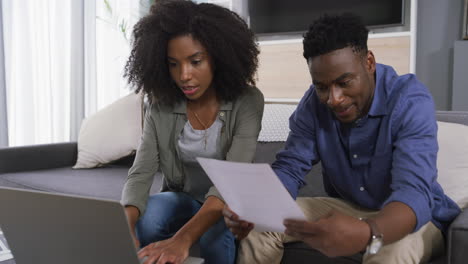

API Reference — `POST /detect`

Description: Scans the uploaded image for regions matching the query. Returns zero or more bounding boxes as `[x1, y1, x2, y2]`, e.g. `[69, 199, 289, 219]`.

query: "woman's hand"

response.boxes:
[223, 205, 254, 240]
[137, 235, 191, 264]
[130, 230, 141, 249]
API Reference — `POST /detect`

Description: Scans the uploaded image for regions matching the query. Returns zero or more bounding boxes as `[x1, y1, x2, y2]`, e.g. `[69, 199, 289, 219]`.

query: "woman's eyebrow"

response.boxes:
[167, 51, 205, 61]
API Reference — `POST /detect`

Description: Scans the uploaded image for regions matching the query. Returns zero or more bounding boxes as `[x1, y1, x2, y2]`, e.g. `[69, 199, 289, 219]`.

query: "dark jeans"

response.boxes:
[136, 192, 236, 264]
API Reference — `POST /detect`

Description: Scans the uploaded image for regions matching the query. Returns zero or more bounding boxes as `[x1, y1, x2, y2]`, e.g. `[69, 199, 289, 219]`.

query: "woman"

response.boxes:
[121, 1, 264, 264]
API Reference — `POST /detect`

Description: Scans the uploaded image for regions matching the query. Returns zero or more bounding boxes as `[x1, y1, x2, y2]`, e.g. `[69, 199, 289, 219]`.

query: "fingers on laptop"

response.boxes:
[138, 241, 188, 264]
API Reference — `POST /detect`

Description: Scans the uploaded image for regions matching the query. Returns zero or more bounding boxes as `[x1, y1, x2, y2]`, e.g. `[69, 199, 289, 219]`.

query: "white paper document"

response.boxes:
[197, 158, 306, 232]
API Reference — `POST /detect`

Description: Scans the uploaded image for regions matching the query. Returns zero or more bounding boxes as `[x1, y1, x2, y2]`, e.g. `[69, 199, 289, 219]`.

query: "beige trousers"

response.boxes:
[237, 197, 444, 264]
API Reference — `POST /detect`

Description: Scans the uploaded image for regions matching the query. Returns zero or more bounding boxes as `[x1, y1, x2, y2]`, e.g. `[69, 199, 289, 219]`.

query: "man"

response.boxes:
[223, 13, 461, 263]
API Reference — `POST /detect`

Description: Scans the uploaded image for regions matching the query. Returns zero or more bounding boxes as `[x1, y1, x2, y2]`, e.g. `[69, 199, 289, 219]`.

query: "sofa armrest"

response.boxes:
[0, 142, 77, 173]
[447, 208, 468, 264]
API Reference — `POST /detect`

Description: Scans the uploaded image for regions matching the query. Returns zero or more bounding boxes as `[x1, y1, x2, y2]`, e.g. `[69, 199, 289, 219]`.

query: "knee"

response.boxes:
[137, 193, 193, 246]
[363, 240, 424, 264]
[140, 192, 195, 222]
[136, 209, 168, 247]
[138, 193, 174, 228]
[364, 223, 443, 264]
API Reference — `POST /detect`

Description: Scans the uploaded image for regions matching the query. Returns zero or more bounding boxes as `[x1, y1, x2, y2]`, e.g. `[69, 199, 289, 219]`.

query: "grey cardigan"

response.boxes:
[121, 87, 264, 215]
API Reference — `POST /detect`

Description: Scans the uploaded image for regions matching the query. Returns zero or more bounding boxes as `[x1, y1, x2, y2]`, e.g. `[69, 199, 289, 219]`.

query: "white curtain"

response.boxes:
[3, 0, 73, 146]
[2, 0, 145, 147]
[93, 0, 142, 116]
[0, 1, 8, 147]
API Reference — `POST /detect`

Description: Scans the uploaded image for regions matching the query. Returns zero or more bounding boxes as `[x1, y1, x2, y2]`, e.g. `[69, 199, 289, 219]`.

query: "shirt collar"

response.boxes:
[367, 63, 387, 117]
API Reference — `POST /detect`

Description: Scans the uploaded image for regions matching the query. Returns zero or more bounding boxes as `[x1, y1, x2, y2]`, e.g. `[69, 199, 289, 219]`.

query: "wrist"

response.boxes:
[173, 230, 196, 247]
[360, 218, 384, 255]
[124, 206, 140, 228]
[359, 217, 372, 252]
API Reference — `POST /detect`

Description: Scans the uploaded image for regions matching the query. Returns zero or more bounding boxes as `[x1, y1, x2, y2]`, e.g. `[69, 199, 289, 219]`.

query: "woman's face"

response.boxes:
[167, 35, 215, 101]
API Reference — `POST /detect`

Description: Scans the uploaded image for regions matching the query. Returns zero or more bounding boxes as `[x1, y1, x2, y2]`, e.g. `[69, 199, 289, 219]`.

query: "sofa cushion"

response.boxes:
[73, 92, 143, 169]
[254, 142, 326, 197]
[436, 121, 468, 209]
[447, 209, 468, 264]
[0, 165, 161, 201]
[0, 143, 78, 174]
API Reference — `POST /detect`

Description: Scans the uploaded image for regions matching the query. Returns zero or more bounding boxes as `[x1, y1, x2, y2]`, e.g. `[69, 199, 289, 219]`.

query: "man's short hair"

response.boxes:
[303, 13, 369, 60]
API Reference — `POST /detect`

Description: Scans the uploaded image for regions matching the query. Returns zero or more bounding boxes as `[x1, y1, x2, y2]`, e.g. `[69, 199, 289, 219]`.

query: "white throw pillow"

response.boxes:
[436, 121, 468, 209]
[73, 92, 143, 169]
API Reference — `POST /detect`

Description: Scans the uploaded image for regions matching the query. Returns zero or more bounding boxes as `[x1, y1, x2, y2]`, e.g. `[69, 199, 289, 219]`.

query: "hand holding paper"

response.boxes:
[197, 157, 306, 233]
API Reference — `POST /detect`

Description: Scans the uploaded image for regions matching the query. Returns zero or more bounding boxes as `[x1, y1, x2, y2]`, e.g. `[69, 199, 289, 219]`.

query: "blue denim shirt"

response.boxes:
[273, 64, 460, 233]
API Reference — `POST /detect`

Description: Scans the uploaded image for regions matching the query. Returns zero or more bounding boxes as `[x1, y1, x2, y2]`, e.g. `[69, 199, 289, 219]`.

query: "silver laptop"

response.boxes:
[0, 187, 204, 264]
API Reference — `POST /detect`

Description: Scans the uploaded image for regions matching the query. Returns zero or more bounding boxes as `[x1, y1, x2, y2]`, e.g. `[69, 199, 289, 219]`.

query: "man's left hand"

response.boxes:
[284, 210, 370, 257]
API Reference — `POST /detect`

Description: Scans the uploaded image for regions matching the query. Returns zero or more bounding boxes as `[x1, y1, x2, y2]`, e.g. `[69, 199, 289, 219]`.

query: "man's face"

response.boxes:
[308, 47, 376, 123]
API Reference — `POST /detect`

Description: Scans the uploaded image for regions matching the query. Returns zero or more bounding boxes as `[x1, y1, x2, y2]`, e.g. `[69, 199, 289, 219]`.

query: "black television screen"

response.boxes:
[248, 0, 405, 35]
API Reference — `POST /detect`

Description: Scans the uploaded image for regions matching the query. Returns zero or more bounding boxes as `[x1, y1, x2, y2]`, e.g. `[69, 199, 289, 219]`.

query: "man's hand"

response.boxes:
[137, 236, 191, 264]
[223, 205, 254, 240]
[284, 210, 370, 257]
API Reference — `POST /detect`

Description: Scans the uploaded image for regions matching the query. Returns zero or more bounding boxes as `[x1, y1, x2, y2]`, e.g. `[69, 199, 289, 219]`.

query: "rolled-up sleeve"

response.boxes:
[383, 87, 438, 232]
[121, 105, 160, 216]
[272, 89, 320, 199]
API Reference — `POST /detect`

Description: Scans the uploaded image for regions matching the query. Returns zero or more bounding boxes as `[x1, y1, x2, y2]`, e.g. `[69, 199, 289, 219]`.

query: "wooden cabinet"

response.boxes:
[256, 35, 411, 99]
[254, 0, 416, 100]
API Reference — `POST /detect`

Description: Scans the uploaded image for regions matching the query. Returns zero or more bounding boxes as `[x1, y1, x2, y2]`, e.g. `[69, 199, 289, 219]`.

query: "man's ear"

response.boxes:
[365, 50, 376, 74]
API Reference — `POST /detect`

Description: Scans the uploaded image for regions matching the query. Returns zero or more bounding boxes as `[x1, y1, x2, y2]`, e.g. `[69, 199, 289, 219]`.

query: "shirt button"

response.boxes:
[353, 154, 358, 159]
[360, 186, 365, 191]
[219, 112, 225, 117]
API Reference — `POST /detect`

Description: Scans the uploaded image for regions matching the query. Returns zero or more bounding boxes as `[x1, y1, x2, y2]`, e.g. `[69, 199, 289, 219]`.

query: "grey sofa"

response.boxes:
[0, 110, 467, 264]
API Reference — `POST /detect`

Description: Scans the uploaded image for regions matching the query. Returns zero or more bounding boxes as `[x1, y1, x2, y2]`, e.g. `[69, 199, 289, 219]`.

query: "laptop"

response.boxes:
[0, 187, 204, 264]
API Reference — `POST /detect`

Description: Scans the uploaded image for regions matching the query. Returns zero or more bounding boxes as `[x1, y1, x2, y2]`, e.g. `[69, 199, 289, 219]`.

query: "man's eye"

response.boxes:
[192, 60, 202, 66]
[168, 62, 177, 67]
[339, 80, 351, 87]
[316, 86, 327, 92]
